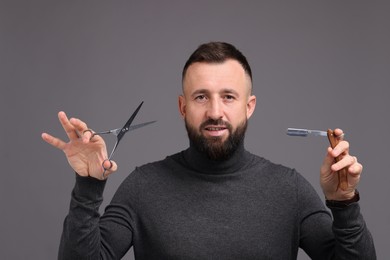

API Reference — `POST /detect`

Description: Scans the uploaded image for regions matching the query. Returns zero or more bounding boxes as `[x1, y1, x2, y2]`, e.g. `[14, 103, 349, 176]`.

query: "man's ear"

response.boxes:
[246, 95, 256, 119]
[178, 95, 186, 118]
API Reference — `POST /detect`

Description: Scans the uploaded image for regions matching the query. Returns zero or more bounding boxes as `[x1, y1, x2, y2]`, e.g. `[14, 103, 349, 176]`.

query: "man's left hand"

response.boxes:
[320, 128, 363, 201]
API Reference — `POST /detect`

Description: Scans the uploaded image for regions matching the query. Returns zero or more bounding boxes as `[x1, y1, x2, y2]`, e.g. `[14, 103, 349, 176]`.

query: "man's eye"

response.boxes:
[224, 95, 235, 101]
[195, 95, 207, 101]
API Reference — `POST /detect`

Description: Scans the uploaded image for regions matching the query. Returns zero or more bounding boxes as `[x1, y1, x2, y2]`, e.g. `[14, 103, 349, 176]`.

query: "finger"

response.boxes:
[69, 117, 88, 132]
[331, 154, 357, 172]
[58, 111, 79, 140]
[347, 156, 363, 175]
[102, 159, 118, 179]
[333, 128, 344, 139]
[81, 129, 94, 143]
[102, 159, 117, 171]
[69, 117, 91, 143]
[41, 132, 67, 150]
[331, 140, 350, 158]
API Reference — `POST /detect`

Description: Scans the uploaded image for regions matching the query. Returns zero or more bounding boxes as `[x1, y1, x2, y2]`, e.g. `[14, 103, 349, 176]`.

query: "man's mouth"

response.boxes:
[205, 126, 227, 131]
[203, 125, 228, 137]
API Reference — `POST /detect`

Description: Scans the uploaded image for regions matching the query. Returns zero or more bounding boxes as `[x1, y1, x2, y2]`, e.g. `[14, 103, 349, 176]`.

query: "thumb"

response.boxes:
[101, 159, 118, 179]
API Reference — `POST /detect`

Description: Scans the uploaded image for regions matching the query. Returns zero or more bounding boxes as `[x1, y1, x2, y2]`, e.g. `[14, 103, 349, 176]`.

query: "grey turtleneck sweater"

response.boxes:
[59, 143, 376, 259]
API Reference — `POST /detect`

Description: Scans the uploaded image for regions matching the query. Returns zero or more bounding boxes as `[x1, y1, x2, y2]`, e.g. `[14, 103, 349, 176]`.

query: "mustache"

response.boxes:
[200, 119, 232, 130]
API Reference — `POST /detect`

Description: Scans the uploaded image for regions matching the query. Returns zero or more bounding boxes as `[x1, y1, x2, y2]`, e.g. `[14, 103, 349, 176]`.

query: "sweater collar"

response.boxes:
[182, 140, 250, 175]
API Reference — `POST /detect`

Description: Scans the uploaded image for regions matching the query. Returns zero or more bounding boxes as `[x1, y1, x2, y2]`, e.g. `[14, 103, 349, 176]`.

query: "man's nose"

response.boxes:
[206, 99, 223, 120]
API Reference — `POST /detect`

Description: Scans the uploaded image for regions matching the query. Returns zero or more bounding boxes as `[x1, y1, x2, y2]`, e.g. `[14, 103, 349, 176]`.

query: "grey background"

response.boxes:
[1, 1, 389, 259]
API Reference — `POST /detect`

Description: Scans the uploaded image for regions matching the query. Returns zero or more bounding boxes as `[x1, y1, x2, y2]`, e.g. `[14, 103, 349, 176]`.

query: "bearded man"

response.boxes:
[42, 42, 376, 259]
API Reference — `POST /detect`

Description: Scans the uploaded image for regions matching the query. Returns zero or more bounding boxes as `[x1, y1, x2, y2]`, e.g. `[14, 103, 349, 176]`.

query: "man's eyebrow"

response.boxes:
[190, 88, 240, 97]
[220, 88, 240, 96]
[191, 89, 210, 96]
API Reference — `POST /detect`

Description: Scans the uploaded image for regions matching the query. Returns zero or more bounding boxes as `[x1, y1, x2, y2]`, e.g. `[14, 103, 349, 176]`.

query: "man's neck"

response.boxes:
[183, 141, 250, 175]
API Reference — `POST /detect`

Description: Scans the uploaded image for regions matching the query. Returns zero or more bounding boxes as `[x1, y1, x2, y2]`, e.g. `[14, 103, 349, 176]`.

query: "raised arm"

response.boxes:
[42, 111, 127, 259]
[319, 128, 376, 259]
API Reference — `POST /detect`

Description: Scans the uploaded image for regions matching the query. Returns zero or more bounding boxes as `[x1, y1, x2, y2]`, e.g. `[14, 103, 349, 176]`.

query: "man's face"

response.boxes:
[179, 59, 256, 160]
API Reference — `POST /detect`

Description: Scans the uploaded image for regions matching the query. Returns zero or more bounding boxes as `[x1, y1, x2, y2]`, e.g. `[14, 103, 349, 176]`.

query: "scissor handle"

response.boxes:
[327, 129, 348, 191]
[101, 159, 114, 179]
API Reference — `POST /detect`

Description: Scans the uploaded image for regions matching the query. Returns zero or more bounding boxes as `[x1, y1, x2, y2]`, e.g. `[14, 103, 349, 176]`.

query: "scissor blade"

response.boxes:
[95, 121, 156, 137]
[106, 121, 156, 160]
[117, 101, 144, 141]
[286, 128, 327, 137]
[128, 121, 157, 131]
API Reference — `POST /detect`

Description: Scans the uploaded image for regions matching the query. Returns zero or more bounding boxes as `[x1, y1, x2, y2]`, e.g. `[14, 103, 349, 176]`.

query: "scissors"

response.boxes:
[87, 101, 155, 178]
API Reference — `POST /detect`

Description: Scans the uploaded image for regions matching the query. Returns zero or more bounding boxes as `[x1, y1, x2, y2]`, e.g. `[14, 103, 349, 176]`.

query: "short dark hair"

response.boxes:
[182, 42, 252, 83]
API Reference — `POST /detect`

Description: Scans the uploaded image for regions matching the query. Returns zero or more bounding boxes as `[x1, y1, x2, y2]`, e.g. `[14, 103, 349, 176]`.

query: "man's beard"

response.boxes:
[185, 118, 247, 161]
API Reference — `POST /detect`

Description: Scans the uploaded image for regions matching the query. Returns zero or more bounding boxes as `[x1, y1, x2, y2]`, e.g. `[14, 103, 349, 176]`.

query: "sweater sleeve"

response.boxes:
[297, 172, 376, 259]
[58, 174, 134, 260]
[327, 202, 376, 259]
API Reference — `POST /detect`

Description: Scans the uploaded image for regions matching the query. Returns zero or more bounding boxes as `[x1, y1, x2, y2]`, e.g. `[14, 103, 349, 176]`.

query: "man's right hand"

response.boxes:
[41, 111, 117, 180]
